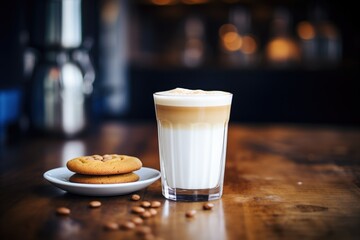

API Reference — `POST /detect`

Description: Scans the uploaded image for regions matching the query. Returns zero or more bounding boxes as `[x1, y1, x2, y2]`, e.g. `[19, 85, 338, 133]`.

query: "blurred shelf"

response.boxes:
[124, 65, 360, 126]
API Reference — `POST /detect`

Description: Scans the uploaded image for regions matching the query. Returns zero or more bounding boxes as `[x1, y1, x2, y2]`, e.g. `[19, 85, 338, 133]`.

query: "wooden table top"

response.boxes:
[1, 122, 359, 240]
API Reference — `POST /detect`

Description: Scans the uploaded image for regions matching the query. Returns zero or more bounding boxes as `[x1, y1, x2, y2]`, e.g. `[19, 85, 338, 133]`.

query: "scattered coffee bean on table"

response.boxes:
[149, 208, 157, 216]
[89, 201, 102, 208]
[120, 221, 136, 230]
[131, 194, 141, 201]
[56, 207, 70, 216]
[141, 211, 152, 219]
[185, 210, 197, 218]
[103, 222, 119, 231]
[131, 206, 146, 214]
[141, 201, 151, 208]
[150, 201, 161, 208]
[131, 216, 144, 225]
[55, 193, 167, 237]
[203, 203, 214, 210]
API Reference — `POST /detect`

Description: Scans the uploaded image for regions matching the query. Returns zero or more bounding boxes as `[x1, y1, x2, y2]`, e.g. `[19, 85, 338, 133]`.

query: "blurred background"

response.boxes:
[1, 0, 359, 143]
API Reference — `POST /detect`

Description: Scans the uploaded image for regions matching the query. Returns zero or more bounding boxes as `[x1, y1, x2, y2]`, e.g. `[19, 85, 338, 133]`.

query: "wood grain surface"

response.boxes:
[0, 122, 359, 240]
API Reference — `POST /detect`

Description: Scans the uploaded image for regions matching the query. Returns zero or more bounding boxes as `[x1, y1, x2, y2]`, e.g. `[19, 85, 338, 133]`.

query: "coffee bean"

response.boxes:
[131, 194, 141, 201]
[56, 207, 70, 216]
[149, 208, 157, 216]
[104, 222, 119, 231]
[131, 206, 146, 214]
[131, 216, 144, 225]
[150, 201, 161, 208]
[141, 201, 151, 208]
[140, 211, 152, 219]
[89, 201, 102, 208]
[120, 221, 136, 230]
[185, 210, 196, 218]
[203, 203, 214, 210]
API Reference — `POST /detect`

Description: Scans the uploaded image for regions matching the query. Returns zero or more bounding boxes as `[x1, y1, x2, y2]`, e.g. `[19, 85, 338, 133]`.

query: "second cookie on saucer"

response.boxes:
[69, 172, 140, 184]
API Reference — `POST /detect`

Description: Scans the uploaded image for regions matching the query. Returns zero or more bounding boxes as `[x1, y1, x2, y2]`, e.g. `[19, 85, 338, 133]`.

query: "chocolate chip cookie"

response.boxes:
[66, 154, 142, 176]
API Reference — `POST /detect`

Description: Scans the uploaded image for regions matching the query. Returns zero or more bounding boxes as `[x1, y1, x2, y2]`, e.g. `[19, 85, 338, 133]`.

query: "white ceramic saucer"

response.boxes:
[43, 167, 160, 196]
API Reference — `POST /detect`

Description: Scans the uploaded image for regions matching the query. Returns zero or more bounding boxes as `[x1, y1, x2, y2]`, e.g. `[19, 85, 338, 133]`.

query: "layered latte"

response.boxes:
[154, 88, 232, 200]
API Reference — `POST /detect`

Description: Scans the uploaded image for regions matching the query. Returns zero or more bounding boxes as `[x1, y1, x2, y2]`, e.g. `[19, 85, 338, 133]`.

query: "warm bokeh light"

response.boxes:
[241, 35, 257, 54]
[223, 32, 242, 51]
[151, 0, 177, 6]
[101, 0, 119, 24]
[297, 21, 315, 40]
[219, 24, 243, 52]
[266, 38, 300, 62]
[219, 24, 237, 38]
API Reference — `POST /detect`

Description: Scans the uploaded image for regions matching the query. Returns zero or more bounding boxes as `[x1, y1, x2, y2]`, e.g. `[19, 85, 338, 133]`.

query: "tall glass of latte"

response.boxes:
[153, 88, 232, 201]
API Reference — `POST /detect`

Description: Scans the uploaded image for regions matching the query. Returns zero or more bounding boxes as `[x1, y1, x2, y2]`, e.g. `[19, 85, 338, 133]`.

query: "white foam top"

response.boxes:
[154, 88, 232, 107]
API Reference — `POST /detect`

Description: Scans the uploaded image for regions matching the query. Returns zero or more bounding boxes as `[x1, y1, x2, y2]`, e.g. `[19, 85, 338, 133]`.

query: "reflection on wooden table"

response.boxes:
[0, 122, 359, 240]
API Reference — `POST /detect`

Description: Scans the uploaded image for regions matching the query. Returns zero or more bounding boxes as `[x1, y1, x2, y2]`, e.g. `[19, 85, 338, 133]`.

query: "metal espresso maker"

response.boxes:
[26, 0, 95, 137]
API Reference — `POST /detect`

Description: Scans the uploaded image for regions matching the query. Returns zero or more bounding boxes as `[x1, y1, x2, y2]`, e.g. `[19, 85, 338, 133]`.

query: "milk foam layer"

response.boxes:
[154, 88, 232, 107]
